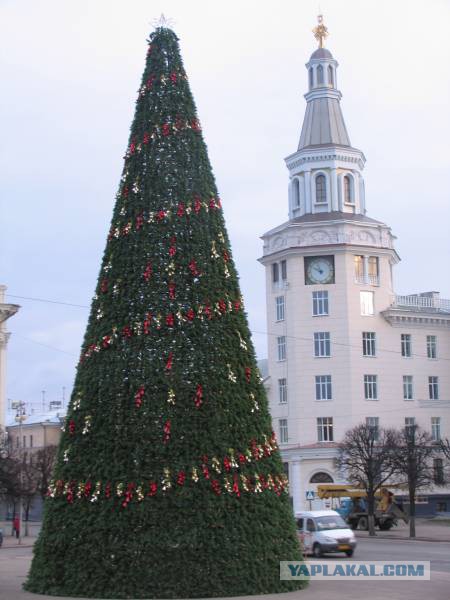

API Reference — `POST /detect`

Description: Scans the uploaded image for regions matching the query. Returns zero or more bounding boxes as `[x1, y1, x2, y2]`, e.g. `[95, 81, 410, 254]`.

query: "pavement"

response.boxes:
[355, 517, 450, 542]
[1, 521, 450, 600]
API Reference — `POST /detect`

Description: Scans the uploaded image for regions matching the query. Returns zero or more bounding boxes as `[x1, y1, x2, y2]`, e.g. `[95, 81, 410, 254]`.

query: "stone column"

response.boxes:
[290, 460, 303, 514]
[330, 168, 338, 211]
[363, 255, 369, 284]
[304, 171, 312, 213]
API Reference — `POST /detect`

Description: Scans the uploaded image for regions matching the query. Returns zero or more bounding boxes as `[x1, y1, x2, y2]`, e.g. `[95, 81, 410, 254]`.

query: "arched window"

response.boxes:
[328, 65, 334, 87]
[309, 68, 314, 89]
[315, 174, 327, 203]
[317, 65, 324, 85]
[310, 472, 334, 484]
[344, 175, 354, 204]
[292, 178, 300, 208]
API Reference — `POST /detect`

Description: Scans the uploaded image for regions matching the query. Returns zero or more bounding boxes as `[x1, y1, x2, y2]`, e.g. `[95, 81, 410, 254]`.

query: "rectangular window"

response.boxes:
[434, 458, 444, 485]
[403, 375, 414, 400]
[431, 417, 441, 441]
[364, 374, 378, 400]
[312, 291, 329, 316]
[427, 335, 437, 359]
[281, 260, 287, 281]
[277, 336, 286, 361]
[429, 376, 439, 400]
[29, 435, 33, 448]
[279, 419, 288, 444]
[272, 263, 279, 283]
[354, 255, 364, 279]
[368, 256, 379, 283]
[362, 332, 376, 357]
[314, 332, 331, 357]
[278, 378, 287, 404]
[315, 375, 332, 401]
[360, 291, 374, 315]
[317, 417, 333, 442]
[276, 296, 285, 321]
[23, 436, 26, 448]
[401, 334, 412, 357]
[366, 416, 379, 441]
[405, 417, 416, 435]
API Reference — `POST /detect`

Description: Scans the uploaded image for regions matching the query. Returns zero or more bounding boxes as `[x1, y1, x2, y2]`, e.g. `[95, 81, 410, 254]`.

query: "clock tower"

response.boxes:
[259, 16, 450, 514]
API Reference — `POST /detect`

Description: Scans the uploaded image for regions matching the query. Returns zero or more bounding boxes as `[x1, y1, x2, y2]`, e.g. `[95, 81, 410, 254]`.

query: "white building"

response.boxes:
[0, 285, 20, 432]
[260, 26, 450, 515]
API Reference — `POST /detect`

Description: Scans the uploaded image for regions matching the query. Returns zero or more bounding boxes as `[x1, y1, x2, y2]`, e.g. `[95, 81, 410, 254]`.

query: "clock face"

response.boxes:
[305, 256, 335, 285]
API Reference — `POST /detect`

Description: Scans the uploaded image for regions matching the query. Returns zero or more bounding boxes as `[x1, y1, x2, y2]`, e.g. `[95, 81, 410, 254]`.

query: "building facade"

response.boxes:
[260, 27, 450, 515]
[0, 285, 20, 432]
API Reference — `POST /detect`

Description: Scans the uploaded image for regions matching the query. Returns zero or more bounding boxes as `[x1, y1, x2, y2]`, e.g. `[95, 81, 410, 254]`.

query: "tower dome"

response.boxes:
[310, 47, 333, 60]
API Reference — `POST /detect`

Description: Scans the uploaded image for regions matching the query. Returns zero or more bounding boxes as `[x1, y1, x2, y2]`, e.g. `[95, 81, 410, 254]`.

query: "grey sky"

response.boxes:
[2, 0, 449, 413]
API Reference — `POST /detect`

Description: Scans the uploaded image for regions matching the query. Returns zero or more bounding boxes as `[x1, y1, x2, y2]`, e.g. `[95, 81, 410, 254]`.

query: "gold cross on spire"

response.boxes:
[313, 14, 329, 48]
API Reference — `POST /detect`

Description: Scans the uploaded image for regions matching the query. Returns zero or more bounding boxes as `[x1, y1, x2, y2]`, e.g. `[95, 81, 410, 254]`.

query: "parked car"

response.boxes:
[296, 510, 357, 557]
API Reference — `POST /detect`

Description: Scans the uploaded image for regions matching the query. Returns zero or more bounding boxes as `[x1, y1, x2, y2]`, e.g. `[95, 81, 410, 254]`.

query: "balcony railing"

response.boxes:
[391, 295, 450, 312]
[354, 274, 380, 286]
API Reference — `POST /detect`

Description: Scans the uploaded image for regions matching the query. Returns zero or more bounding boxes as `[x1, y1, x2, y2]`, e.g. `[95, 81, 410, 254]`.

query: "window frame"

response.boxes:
[314, 331, 331, 357]
[317, 417, 334, 442]
[275, 295, 285, 322]
[343, 174, 354, 204]
[403, 375, 414, 401]
[364, 374, 378, 401]
[315, 174, 327, 204]
[427, 335, 437, 359]
[315, 375, 332, 401]
[362, 331, 376, 357]
[279, 418, 288, 444]
[366, 416, 379, 441]
[277, 336, 286, 362]
[360, 291, 374, 316]
[401, 334, 412, 358]
[431, 417, 441, 441]
[278, 378, 287, 404]
[428, 376, 439, 400]
[312, 290, 329, 316]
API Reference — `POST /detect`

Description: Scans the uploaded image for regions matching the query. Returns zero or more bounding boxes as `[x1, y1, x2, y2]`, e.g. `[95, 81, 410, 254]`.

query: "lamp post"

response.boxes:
[14, 401, 27, 545]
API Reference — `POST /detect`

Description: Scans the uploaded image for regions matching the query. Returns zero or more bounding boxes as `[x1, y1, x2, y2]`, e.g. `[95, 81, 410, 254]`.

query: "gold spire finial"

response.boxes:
[312, 14, 328, 48]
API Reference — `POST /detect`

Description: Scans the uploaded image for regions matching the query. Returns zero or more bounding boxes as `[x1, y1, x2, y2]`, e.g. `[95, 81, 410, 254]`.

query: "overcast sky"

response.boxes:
[1, 0, 450, 416]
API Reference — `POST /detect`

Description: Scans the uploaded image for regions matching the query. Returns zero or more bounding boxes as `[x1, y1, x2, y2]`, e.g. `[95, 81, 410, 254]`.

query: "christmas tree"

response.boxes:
[25, 26, 304, 599]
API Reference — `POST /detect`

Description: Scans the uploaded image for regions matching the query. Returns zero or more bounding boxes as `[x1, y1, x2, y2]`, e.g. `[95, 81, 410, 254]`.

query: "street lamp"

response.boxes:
[14, 401, 27, 545]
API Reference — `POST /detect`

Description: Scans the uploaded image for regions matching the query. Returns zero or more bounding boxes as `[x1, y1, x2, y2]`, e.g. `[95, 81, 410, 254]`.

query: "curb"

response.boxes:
[356, 534, 450, 543]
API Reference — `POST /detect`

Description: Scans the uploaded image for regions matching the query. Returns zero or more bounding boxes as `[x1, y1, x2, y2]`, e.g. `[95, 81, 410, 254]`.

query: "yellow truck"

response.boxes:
[316, 484, 409, 531]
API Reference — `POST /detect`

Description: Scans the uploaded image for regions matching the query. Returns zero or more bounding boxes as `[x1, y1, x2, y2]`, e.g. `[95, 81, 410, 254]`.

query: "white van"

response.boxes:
[296, 510, 357, 558]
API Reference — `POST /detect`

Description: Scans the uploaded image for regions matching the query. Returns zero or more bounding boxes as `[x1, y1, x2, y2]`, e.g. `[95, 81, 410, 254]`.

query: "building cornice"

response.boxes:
[0, 303, 20, 324]
[285, 146, 366, 172]
[381, 309, 450, 328]
[260, 218, 400, 264]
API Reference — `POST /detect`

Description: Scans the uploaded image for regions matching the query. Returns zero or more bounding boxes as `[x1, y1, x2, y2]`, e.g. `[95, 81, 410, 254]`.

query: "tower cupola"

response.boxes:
[286, 16, 366, 220]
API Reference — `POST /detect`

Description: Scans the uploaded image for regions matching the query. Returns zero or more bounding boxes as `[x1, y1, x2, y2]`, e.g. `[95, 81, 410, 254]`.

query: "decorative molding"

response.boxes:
[382, 311, 450, 328]
[418, 400, 450, 409]
[264, 222, 394, 255]
[0, 331, 11, 348]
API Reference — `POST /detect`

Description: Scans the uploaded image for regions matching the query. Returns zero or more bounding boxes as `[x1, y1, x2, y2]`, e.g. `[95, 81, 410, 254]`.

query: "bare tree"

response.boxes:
[336, 424, 398, 536]
[393, 425, 443, 538]
[33, 445, 57, 498]
[439, 438, 450, 460]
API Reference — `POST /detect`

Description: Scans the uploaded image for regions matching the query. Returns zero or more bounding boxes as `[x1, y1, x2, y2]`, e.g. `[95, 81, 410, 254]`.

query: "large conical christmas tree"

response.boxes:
[25, 26, 304, 599]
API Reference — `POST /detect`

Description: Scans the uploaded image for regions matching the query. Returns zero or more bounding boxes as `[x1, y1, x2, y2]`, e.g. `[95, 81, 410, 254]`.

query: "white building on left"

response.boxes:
[0, 285, 20, 431]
